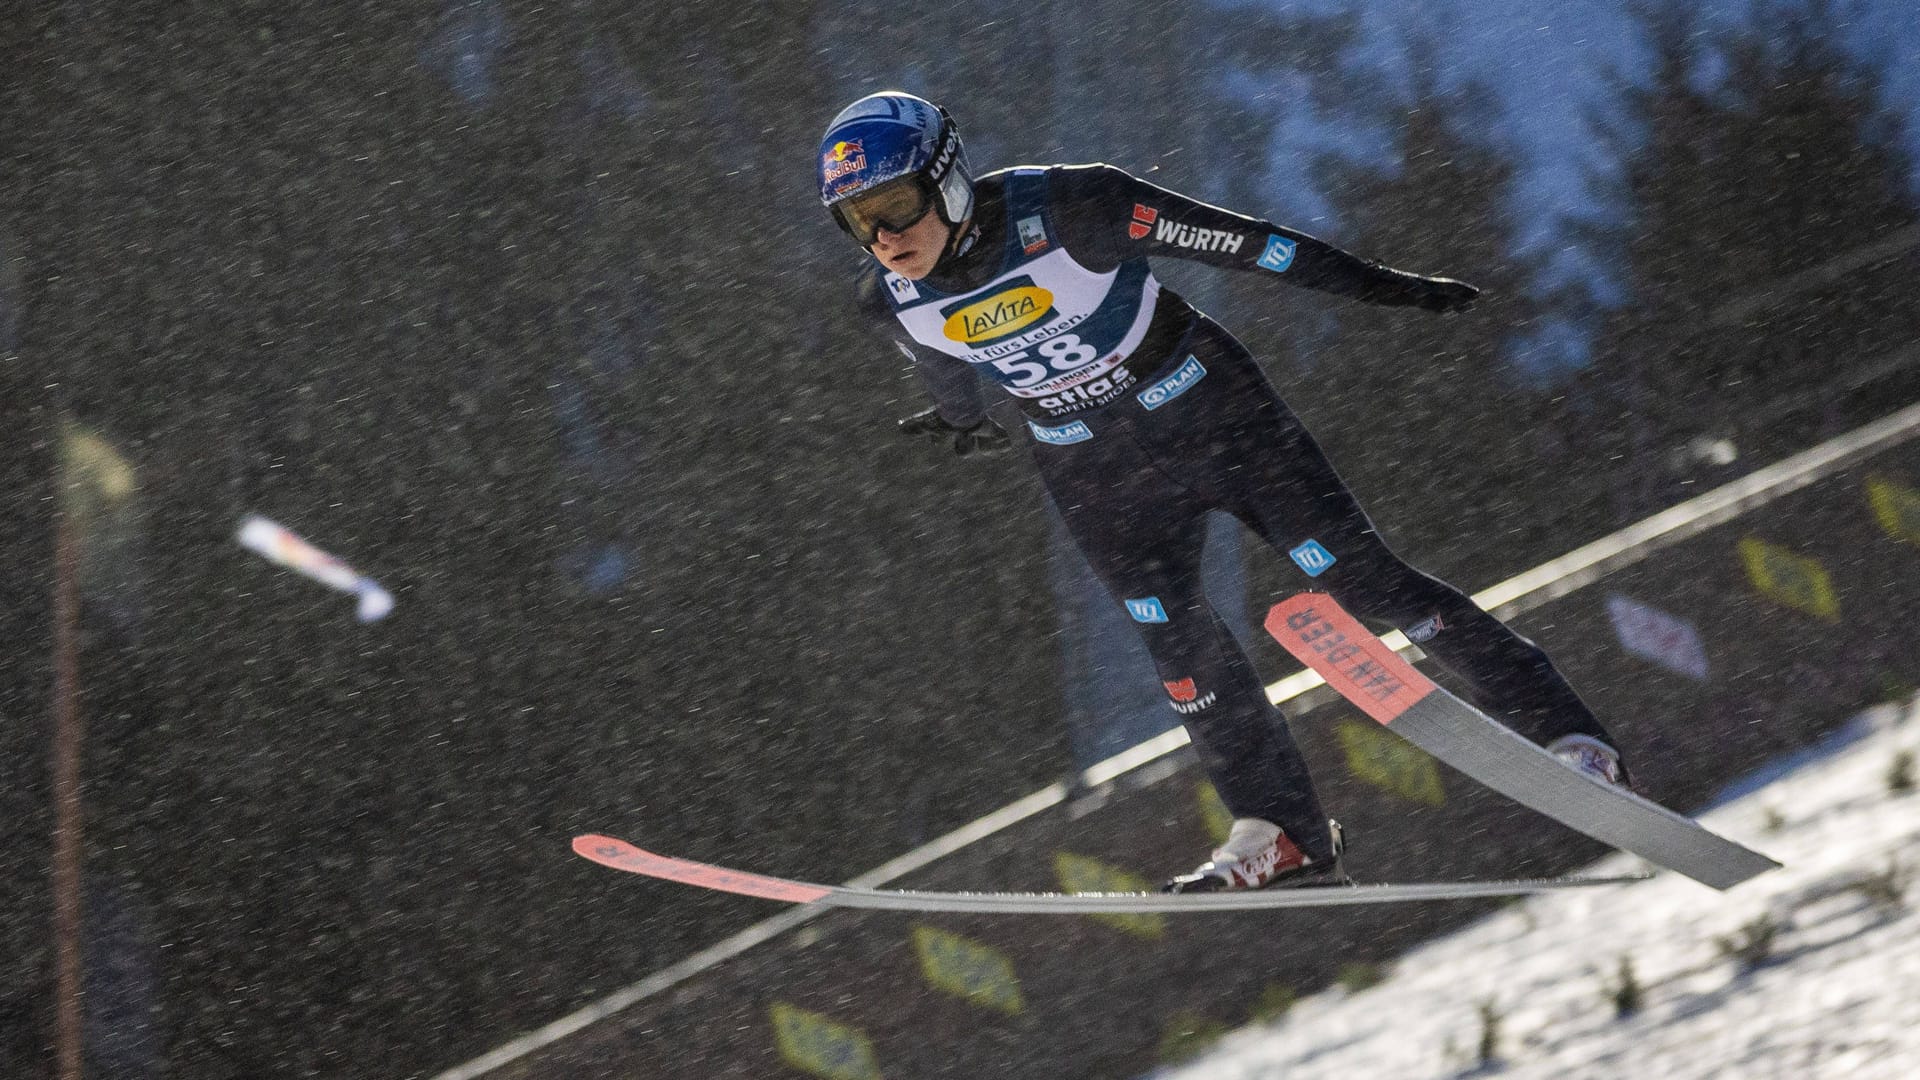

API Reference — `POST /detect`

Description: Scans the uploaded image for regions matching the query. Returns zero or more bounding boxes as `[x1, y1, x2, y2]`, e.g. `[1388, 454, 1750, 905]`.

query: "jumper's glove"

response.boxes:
[1416, 277, 1480, 314]
[898, 407, 1011, 457]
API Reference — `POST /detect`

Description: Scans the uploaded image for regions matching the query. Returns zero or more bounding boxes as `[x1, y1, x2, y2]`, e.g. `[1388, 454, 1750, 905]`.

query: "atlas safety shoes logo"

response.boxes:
[1163, 677, 1219, 715]
[1034, 367, 1136, 413]
[1129, 204, 1159, 240]
[1137, 354, 1206, 410]
[1028, 419, 1093, 445]
[941, 276, 1058, 344]
[822, 140, 866, 185]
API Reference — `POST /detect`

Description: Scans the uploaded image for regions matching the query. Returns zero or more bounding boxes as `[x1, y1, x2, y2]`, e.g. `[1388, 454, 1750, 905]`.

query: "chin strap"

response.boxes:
[931, 219, 979, 274]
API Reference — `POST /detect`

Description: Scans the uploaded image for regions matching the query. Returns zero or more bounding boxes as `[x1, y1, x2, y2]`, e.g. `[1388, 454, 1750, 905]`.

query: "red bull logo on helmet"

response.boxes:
[822, 140, 867, 185]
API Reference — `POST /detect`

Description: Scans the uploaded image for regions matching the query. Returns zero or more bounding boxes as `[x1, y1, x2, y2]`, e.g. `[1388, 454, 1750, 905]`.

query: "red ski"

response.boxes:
[572, 835, 1646, 914]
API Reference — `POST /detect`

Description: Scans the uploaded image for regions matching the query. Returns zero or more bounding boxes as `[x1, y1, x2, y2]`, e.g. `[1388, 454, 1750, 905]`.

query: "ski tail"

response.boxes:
[1264, 592, 1780, 890]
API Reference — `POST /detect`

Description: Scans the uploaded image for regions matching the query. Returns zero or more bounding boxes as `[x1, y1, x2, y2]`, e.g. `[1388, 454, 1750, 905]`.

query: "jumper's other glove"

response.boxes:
[898, 407, 1011, 456]
[1416, 277, 1480, 314]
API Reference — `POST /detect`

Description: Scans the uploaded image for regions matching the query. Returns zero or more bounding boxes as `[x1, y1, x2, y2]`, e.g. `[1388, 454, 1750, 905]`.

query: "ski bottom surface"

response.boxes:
[1266, 592, 1781, 890]
[572, 835, 1648, 914]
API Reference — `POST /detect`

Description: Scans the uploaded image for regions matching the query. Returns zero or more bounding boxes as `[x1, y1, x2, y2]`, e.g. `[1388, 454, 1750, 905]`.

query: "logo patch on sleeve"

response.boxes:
[1017, 215, 1049, 256]
[1126, 597, 1170, 623]
[1028, 419, 1093, 445]
[1288, 539, 1336, 577]
[1163, 677, 1218, 714]
[1136, 355, 1206, 410]
[1257, 235, 1298, 273]
[1128, 204, 1159, 240]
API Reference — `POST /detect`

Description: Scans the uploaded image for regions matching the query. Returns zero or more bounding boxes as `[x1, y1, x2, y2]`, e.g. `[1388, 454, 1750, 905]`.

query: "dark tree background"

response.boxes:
[1292, 39, 1566, 584]
[1572, 0, 1920, 521]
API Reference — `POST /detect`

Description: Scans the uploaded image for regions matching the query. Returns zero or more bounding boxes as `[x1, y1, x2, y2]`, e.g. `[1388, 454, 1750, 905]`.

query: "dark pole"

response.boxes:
[51, 431, 86, 1080]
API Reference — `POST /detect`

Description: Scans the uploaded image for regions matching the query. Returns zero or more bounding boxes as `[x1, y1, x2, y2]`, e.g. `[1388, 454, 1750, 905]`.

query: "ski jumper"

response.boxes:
[860, 163, 1615, 860]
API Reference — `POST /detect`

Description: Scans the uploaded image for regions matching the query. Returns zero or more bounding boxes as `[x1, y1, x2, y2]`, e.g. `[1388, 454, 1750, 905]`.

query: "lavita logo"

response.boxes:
[940, 275, 1057, 344]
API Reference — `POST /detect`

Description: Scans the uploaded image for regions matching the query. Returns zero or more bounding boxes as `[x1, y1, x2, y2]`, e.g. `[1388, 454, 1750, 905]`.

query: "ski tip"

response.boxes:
[570, 835, 836, 904]
[572, 834, 633, 863]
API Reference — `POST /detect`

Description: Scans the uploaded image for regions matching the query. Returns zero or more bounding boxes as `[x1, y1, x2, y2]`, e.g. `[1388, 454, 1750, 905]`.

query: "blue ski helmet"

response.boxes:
[817, 91, 973, 245]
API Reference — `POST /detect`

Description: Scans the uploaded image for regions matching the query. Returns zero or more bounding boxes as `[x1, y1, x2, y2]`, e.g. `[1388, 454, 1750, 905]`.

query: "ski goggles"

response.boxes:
[830, 174, 938, 246]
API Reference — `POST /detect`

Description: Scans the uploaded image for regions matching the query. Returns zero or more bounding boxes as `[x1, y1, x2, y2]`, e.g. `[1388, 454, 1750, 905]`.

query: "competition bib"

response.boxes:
[881, 169, 1164, 415]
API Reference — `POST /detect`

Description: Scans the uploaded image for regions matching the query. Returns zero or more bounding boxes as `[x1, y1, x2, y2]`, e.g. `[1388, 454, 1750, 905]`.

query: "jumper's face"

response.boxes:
[868, 209, 951, 281]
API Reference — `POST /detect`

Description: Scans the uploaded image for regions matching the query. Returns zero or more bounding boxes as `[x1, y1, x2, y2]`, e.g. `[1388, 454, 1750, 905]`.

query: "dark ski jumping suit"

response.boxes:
[861, 163, 1615, 860]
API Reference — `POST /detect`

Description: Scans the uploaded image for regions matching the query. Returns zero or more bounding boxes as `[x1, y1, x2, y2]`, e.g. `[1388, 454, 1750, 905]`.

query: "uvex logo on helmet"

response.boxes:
[928, 126, 959, 182]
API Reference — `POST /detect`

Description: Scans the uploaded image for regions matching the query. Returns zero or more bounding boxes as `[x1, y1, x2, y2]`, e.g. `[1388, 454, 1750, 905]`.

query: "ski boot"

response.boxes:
[1548, 734, 1633, 789]
[1162, 818, 1350, 893]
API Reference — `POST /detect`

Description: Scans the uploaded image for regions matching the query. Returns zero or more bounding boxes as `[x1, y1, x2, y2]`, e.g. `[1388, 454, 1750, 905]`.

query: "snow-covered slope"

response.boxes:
[1151, 696, 1920, 1080]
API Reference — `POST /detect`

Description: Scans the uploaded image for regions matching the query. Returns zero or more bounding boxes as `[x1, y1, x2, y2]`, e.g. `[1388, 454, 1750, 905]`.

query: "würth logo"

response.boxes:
[1153, 218, 1246, 254]
[1129, 204, 1159, 240]
[1163, 677, 1218, 715]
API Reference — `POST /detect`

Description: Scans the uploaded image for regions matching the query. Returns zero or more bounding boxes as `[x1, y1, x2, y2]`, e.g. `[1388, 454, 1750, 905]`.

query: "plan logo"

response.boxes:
[1126, 596, 1170, 623]
[940, 275, 1057, 344]
[1033, 367, 1135, 412]
[1136, 355, 1206, 410]
[1129, 203, 1159, 240]
[1028, 419, 1093, 445]
[1289, 539, 1336, 577]
[1257, 234, 1297, 272]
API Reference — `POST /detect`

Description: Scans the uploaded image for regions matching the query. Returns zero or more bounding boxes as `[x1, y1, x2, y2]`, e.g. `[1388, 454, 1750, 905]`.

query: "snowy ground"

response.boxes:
[1151, 696, 1920, 1080]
